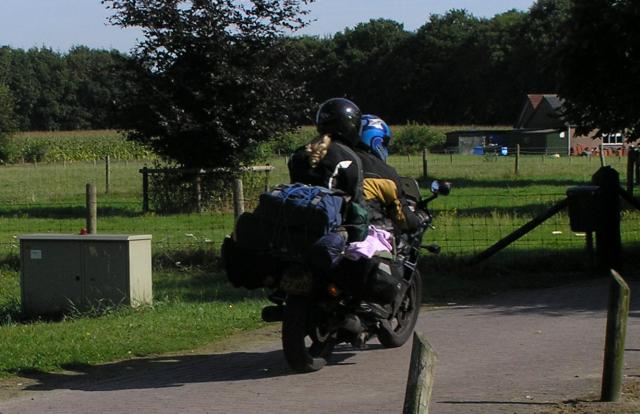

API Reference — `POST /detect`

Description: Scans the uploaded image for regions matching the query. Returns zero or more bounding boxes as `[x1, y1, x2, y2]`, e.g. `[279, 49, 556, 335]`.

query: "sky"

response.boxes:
[0, 0, 536, 53]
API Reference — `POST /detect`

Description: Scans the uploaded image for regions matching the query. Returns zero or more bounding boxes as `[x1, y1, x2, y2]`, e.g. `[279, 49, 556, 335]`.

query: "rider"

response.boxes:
[356, 114, 423, 233]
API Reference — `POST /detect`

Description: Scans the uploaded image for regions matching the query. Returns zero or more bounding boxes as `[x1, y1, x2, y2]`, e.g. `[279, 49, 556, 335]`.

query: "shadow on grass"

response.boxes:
[17, 346, 357, 391]
[0, 205, 141, 219]
[153, 270, 269, 303]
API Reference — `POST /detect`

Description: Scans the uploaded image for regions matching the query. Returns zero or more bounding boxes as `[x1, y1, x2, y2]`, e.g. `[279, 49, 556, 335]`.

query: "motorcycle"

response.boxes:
[260, 178, 451, 372]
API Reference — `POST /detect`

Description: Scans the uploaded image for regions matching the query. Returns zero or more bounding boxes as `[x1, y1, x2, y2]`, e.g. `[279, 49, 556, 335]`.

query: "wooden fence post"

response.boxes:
[515, 144, 520, 176]
[635, 150, 640, 186]
[233, 177, 245, 221]
[601, 270, 630, 402]
[86, 183, 97, 234]
[264, 165, 271, 192]
[105, 155, 111, 194]
[193, 172, 202, 213]
[422, 148, 428, 179]
[141, 167, 149, 213]
[626, 148, 635, 195]
[403, 332, 438, 414]
[592, 167, 622, 270]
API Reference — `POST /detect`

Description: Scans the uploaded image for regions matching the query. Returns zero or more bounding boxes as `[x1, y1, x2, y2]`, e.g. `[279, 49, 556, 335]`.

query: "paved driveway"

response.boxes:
[0, 278, 638, 414]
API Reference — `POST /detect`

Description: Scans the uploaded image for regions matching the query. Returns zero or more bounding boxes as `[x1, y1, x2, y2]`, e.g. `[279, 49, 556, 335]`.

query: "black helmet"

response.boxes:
[315, 98, 362, 147]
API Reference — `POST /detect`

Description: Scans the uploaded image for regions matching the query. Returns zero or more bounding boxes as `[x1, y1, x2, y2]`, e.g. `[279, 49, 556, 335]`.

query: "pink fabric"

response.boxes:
[345, 226, 393, 260]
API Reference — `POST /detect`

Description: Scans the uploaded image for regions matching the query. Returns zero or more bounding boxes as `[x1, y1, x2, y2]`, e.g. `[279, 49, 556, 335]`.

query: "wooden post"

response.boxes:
[105, 155, 111, 194]
[592, 167, 622, 270]
[449, 152, 453, 165]
[264, 165, 271, 192]
[233, 177, 245, 221]
[626, 148, 635, 195]
[141, 167, 149, 213]
[600, 143, 606, 167]
[403, 332, 437, 414]
[601, 270, 630, 402]
[193, 173, 202, 213]
[86, 183, 97, 234]
[422, 148, 428, 178]
[586, 231, 594, 255]
[515, 144, 520, 176]
[635, 150, 640, 186]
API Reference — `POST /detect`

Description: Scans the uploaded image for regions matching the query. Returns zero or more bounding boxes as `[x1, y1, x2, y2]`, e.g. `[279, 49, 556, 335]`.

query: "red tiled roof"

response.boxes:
[527, 94, 544, 110]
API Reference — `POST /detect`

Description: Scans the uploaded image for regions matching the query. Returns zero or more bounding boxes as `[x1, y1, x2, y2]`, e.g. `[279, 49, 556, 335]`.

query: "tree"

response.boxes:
[0, 83, 16, 136]
[0, 83, 17, 162]
[401, 10, 484, 123]
[558, 0, 640, 138]
[63, 46, 131, 130]
[103, 0, 315, 169]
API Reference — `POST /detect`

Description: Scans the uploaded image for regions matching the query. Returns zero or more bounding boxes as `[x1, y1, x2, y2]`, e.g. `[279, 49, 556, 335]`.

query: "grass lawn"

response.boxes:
[0, 144, 637, 378]
[0, 266, 268, 378]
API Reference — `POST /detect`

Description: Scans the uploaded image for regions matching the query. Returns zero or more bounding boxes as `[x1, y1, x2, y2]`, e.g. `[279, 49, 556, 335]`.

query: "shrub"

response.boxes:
[258, 126, 316, 158]
[390, 123, 446, 154]
[147, 164, 266, 213]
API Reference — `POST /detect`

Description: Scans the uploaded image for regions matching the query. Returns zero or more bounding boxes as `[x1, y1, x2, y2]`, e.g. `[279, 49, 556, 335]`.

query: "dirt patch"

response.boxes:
[542, 378, 640, 414]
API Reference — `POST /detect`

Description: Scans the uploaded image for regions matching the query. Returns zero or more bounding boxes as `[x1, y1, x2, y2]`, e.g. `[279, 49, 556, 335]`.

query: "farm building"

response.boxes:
[447, 94, 637, 156]
[445, 128, 565, 155]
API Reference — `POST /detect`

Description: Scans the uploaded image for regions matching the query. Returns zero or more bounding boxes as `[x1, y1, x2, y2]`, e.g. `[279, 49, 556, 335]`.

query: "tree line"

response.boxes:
[0, 46, 131, 132]
[0, 0, 637, 169]
[0, 1, 568, 133]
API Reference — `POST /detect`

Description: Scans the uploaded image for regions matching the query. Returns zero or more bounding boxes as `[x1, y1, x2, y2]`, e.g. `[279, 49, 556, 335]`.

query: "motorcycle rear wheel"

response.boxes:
[282, 295, 336, 373]
[378, 269, 422, 348]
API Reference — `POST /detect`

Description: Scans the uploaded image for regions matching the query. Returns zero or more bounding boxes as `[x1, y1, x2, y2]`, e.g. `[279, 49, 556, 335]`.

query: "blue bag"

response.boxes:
[254, 184, 344, 233]
[250, 184, 345, 256]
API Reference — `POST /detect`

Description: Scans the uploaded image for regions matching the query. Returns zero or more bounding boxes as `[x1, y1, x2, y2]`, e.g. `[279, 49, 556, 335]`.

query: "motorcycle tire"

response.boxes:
[282, 295, 336, 373]
[378, 269, 422, 348]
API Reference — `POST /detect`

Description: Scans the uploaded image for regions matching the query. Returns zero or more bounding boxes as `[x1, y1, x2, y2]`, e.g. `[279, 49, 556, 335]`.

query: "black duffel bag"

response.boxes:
[221, 235, 280, 290]
[364, 258, 406, 304]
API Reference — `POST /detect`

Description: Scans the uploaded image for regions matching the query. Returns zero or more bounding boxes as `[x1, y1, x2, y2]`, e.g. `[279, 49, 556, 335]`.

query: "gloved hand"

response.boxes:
[415, 209, 431, 228]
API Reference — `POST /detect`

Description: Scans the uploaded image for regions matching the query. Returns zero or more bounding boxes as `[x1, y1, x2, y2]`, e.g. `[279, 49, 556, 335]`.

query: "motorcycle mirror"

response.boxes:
[438, 181, 452, 196]
[430, 180, 452, 196]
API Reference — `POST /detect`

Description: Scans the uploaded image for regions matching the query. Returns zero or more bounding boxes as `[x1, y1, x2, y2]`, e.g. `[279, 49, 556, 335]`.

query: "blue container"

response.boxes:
[472, 146, 484, 155]
[500, 146, 508, 156]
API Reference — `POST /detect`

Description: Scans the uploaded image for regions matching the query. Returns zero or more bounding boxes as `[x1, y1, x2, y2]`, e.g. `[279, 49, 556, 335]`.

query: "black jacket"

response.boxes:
[288, 141, 363, 201]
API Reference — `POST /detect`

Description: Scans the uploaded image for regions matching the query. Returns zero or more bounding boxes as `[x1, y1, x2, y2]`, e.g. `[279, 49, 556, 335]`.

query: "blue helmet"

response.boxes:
[360, 114, 391, 162]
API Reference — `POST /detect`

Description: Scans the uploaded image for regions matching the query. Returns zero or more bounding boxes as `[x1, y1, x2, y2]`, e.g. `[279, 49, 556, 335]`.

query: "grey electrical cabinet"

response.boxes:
[19, 234, 152, 316]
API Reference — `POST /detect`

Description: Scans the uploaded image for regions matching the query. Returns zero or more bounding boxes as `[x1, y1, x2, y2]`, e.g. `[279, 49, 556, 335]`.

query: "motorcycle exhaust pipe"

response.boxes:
[261, 305, 284, 322]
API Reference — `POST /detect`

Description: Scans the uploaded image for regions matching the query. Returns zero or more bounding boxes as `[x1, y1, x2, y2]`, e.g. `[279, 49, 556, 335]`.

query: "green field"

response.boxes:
[0, 131, 638, 378]
[0, 153, 636, 258]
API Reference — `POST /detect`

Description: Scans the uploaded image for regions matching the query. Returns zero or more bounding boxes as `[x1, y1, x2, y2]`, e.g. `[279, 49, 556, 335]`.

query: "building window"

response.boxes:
[602, 132, 624, 145]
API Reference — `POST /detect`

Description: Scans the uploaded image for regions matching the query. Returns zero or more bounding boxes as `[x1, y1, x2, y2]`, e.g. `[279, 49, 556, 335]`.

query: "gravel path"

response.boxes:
[0, 278, 638, 414]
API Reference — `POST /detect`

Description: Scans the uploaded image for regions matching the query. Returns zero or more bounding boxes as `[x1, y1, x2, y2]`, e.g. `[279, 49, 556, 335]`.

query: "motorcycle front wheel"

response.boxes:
[282, 295, 336, 373]
[378, 269, 423, 348]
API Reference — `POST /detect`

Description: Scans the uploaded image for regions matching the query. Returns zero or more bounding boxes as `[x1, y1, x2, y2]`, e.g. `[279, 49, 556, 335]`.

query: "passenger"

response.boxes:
[356, 114, 423, 233]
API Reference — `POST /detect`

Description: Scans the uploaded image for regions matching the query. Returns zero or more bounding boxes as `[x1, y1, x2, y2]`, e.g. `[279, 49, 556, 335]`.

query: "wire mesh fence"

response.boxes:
[0, 154, 637, 261]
